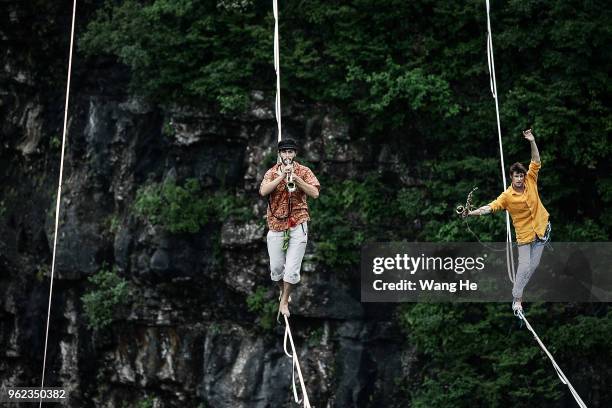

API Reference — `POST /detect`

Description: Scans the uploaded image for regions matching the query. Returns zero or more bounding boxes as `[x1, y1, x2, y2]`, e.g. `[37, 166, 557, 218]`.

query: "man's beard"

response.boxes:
[282, 158, 293, 165]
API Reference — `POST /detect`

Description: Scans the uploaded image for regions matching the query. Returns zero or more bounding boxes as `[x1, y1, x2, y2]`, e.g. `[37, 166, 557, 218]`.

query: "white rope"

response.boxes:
[273, 0, 282, 142]
[485, 0, 516, 284]
[272, 3, 312, 405]
[517, 311, 588, 407]
[283, 315, 312, 408]
[487, 5, 588, 406]
[39, 1, 77, 406]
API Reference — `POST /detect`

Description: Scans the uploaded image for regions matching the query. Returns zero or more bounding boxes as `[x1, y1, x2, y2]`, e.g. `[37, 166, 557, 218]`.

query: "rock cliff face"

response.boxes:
[0, 3, 411, 407]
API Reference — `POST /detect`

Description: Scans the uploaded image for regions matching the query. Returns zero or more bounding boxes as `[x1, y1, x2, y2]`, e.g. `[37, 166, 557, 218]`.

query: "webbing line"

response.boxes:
[272, 2, 313, 405]
[485, 0, 516, 284]
[283, 315, 312, 408]
[39, 0, 77, 406]
[486, 2, 589, 406]
[517, 311, 588, 407]
[273, 0, 282, 142]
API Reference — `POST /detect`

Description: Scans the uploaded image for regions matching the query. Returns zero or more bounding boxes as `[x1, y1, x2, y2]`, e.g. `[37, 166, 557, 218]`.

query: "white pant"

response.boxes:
[266, 223, 308, 284]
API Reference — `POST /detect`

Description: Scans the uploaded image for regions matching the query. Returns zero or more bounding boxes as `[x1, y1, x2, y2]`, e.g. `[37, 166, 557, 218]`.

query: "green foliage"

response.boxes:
[134, 178, 252, 233]
[35, 264, 49, 283]
[121, 396, 154, 408]
[0, 200, 6, 221]
[80, 1, 609, 135]
[309, 174, 397, 270]
[83, 0, 611, 239]
[78, 2, 612, 405]
[398, 303, 612, 406]
[558, 219, 609, 241]
[105, 214, 121, 234]
[49, 135, 61, 150]
[136, 397, 154, 408]
[215, 193, 253, 222]
[81, 0, 271, 113]
[346, 61, 460, 131]
[307, 327, 324, 347]
[207, 322, 221, 336]
[306, 165, 528, 270]
[246, 286, 278, 331]
[309, 169, 505, 270]
[161, 120, 175, 137]
[134, 178, 210, 233]
[397, 157, 509, 242]
[81, 266, 130, 330]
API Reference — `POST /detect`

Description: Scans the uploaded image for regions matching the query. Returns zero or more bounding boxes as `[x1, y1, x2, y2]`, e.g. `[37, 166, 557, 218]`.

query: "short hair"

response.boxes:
[509, 162, 527, 176]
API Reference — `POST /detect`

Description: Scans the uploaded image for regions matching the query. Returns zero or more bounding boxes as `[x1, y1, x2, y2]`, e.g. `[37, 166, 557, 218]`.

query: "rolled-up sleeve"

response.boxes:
[526, 160, 541, 183]
[488, 192, 507, 212]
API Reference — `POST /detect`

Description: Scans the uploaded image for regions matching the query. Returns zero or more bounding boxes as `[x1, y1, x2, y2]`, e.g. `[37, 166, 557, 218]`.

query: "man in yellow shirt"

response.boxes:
[467, 129, 551, 312]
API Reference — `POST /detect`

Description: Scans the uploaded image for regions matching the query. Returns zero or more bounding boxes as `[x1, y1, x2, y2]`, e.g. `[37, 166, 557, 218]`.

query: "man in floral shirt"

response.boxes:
[259, 138, 320, 318]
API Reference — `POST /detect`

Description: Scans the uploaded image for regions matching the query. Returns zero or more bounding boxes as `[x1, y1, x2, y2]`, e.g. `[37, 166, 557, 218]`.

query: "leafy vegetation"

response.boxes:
[49, 135, 61, 150]
[121, 396, 155, 408]
[84, 0, 610, 248]
[81, 0, 270, 113]
[398, 303, 611, 407]
[246, 286, 278, 331]
[81, 266, 130, 330]
[310, 174, 404, 270]
[134, 178, 252, 233]
[307, 327, 324, 347]
[105, 214, 121, 234]
[80, 0, 612, 405]
[307, 167, 611, 404]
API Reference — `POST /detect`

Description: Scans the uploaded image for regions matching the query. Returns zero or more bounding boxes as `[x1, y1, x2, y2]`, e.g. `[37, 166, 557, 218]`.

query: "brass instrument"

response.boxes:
[283, 159, 296, 193]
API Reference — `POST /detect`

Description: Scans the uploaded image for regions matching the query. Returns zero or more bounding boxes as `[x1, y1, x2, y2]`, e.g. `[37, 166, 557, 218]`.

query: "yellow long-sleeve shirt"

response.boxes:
[489, 161, 550, 245]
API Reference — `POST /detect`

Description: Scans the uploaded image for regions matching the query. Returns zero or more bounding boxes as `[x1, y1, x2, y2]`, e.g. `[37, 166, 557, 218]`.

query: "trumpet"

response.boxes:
[286, 172, 296, 193]
[282, 159, 296, 193]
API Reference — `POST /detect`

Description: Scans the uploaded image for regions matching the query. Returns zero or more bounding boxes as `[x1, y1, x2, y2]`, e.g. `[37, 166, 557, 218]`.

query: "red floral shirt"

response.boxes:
[261, 161, 320, 231]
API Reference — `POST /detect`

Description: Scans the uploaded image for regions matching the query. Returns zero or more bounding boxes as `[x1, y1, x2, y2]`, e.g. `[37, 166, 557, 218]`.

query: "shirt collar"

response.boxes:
[510, 184, 527, 195]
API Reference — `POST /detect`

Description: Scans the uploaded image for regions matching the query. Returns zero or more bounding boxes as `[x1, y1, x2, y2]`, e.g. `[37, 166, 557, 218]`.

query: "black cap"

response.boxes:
[278, 138, 298, 151]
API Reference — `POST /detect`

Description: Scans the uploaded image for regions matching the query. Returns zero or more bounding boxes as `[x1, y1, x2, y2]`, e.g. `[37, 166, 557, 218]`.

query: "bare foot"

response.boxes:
[512, 298, 523, 313]
[279, 301, 290, 317]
